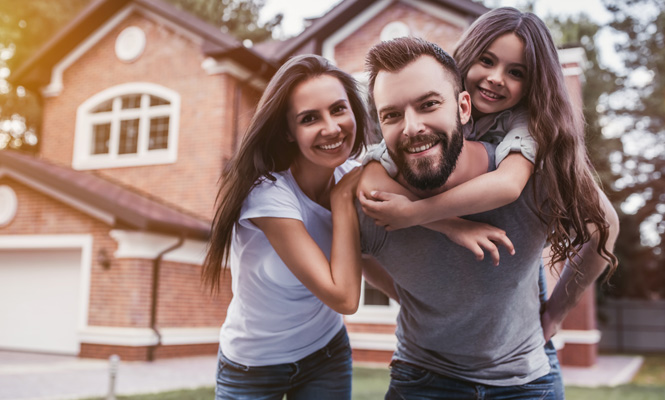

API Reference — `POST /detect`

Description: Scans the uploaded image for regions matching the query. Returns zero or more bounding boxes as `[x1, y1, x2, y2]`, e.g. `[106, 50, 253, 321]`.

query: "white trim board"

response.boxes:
[78, 326, 219, 346]
[110, 229, 208, 265]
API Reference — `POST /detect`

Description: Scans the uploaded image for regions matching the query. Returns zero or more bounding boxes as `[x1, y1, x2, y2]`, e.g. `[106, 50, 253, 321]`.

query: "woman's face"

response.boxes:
[286, 74, 357, 172]
[464, 32, 527, 119]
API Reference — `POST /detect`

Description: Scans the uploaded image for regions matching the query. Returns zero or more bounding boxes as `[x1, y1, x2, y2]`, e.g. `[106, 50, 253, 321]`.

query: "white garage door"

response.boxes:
[0, 248, 82, 355]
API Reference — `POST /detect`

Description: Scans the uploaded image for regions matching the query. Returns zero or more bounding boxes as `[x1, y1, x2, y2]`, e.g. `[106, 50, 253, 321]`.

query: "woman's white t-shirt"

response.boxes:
[219, 160, 358, 366]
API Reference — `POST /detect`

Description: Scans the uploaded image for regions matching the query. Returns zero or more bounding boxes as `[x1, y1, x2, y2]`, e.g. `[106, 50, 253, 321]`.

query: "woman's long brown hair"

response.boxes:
[454, 7, 618, 280]
[202, 54, 368, 293]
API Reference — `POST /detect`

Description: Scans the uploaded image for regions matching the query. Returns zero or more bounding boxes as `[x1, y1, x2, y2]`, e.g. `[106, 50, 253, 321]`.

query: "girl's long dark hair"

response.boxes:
[202, 54, 368, 293]
[454, 7, 618, 280]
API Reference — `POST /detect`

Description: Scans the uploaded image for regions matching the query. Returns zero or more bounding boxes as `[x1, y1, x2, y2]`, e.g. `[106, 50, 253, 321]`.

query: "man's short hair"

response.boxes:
[365, 37, 463, 101]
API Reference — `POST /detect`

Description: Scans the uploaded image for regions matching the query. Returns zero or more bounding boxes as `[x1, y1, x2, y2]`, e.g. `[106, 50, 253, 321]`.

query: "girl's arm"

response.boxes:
[362, 153, 533, 230]
[251, 168, 363, 315]
[358, 161, 514, 266]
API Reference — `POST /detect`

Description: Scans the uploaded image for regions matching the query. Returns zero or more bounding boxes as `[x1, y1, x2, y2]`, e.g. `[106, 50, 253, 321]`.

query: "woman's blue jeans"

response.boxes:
[215, 326, 352, 400]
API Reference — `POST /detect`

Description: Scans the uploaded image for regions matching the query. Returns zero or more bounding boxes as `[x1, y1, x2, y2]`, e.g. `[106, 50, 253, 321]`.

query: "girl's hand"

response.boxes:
[358, 190, 419, 231]
[425, 218, 515, 266]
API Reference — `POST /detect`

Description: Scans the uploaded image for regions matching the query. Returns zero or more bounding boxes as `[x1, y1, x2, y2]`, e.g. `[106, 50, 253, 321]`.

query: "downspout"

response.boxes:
[147, 235, 185, 361]
[231, 62, 268, 152]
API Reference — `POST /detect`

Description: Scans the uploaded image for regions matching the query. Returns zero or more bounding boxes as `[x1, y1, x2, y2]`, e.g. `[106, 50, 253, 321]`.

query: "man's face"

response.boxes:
[373, 55, 470, 191]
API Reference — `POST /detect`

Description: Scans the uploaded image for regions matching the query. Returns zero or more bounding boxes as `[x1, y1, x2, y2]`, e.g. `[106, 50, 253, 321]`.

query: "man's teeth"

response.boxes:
[319, 140, 343, 150]
[408, 142, 434, 153]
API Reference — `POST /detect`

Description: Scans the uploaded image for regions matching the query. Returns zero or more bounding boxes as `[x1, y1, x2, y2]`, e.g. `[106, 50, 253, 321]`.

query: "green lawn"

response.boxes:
[85, 355, 665, 400]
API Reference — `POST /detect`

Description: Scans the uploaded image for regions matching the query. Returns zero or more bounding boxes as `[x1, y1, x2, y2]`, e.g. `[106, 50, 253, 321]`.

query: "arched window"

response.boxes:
[73, 83, 180, 170]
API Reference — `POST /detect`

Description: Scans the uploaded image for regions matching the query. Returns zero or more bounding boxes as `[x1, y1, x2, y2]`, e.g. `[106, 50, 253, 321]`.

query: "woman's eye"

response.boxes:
[479, 56, 493, 66]
[300, 115, 315, 124]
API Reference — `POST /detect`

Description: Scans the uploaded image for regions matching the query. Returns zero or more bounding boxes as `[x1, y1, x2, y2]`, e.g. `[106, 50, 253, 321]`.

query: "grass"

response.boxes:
[83, 355, 665, 400]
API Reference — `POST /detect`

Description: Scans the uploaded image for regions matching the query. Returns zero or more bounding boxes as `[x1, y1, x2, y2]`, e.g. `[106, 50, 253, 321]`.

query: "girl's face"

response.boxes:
[465, 32, 527, 119]
[286, 74, 357, 172]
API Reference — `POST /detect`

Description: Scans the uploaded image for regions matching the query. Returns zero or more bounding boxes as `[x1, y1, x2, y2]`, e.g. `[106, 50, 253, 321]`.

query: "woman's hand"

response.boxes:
[331, 166, 362, 206]
[425, 218, 515, 266]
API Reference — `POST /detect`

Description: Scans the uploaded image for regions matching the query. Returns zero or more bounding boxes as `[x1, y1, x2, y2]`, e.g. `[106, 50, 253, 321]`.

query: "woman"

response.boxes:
[202, 54, 370, 399]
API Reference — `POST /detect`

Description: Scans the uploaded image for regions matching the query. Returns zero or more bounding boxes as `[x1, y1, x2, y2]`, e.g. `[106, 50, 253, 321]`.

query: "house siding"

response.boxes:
[333, 2, 468, 74]
[39, 11, 256, 221]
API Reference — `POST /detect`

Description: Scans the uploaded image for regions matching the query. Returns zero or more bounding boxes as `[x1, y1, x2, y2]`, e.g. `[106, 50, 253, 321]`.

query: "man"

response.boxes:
[356, 37, 618, 399]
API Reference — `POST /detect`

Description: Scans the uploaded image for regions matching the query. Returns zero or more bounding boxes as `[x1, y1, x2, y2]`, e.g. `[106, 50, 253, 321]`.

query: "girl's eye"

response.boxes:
[509, 69, 525, 79]
[479, 56, 493, 66]
[331, 105, 347, 114]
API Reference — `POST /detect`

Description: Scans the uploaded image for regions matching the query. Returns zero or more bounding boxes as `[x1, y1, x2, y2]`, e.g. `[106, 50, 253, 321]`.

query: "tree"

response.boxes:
[599, 0, 665, 299]
[0, 0, 280, 151]
[164, 0, 282, 44]
[0, 0, 90, 151]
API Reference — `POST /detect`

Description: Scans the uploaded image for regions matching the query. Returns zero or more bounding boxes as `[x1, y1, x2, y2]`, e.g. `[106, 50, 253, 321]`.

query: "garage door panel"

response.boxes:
[0, 249, 82, 355]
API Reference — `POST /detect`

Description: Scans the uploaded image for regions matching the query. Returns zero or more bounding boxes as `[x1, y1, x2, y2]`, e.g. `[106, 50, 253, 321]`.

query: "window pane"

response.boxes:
[121, 94, 141, 109]
[91, 123, 111, 154]
[364, 282, 390, 306]
[150, 95, 170, 106]
[149, 116, 170, 150]
[91, 99, 113, 113]
[118, 119, 139, 154]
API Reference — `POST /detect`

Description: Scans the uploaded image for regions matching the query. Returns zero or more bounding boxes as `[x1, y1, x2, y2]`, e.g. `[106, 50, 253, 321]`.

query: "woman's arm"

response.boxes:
[251, 168, 363, 315]
[362, 153, 534, 230]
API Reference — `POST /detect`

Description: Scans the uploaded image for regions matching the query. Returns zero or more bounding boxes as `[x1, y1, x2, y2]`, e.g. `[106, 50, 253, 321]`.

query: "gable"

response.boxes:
[329, 0, 473, 74]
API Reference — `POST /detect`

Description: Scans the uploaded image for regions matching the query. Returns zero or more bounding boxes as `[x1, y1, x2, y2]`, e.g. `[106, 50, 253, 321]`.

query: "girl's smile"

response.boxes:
[465, 32, 527, 119]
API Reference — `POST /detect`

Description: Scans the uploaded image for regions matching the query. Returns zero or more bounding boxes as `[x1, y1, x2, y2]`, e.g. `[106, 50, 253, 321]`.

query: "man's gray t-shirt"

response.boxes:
[358, 143, 550, 386]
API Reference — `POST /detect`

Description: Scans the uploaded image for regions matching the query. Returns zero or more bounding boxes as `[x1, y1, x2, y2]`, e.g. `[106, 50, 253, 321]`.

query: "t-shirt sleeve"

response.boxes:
[238, 177, 302, 229]
[362, 140, 399, 178]
[494, 109, 538, 167]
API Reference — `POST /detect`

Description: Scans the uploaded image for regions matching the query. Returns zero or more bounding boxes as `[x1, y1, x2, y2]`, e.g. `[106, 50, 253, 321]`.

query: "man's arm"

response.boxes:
[361, 255, 399, 302]
[541, 187, 620, 340]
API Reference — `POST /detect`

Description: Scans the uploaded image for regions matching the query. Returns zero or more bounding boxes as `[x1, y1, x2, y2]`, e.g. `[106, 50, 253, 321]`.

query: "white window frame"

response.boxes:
[73, 82, 180, 170]
[346, 278, 400, 324]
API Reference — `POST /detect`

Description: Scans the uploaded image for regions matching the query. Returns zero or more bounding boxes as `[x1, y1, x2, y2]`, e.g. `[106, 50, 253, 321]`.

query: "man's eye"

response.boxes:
[421, 100, 439, 109]
[381, 112, 400, 122]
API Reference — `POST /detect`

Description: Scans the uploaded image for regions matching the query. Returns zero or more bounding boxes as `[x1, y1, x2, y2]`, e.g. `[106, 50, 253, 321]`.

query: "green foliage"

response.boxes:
[0, 0, 91, 151]
[600, 0, 665, 299]
[163, 0, 282, 44]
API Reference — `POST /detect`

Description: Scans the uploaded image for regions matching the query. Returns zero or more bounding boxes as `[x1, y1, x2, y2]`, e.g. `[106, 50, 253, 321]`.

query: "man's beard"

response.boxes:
[387, 113, 463, 191]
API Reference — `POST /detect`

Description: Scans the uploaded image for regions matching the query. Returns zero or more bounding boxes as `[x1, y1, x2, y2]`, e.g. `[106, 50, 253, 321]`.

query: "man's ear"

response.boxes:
[458, 91, 472, 125]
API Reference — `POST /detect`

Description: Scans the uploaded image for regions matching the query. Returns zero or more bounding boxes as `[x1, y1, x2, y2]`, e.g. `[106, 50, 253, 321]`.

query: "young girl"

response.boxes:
[360, 6, 618, 278]
[202, 54, 371, 399]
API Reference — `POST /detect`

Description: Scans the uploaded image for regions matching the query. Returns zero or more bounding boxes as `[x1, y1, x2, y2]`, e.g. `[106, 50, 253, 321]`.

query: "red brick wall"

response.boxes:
[39, 11, 260, 221]
[334, 2, 469, 74]
[0, 177, 231, 353]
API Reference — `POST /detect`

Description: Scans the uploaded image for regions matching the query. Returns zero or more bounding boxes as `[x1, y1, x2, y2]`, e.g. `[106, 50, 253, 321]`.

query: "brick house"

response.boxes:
[0, 0, 597, 366]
